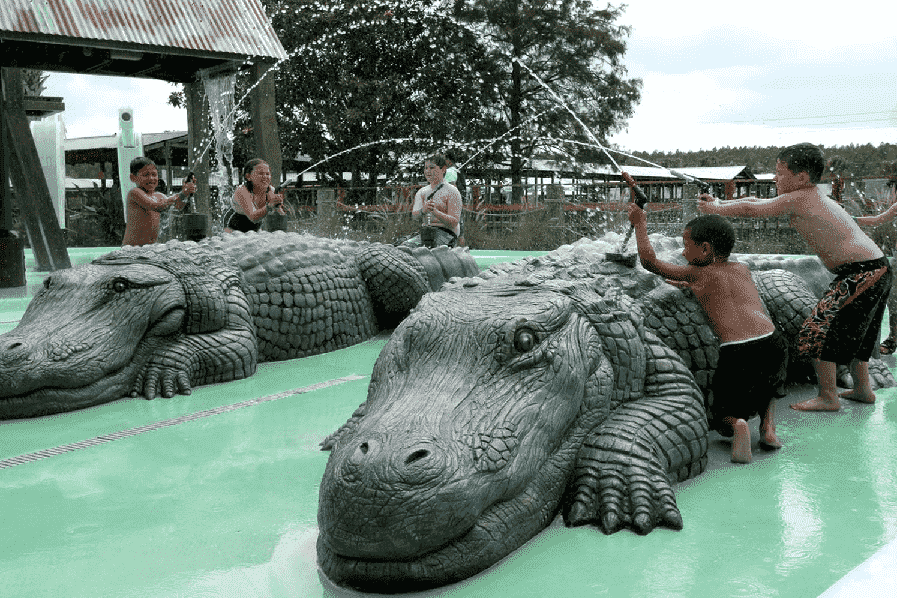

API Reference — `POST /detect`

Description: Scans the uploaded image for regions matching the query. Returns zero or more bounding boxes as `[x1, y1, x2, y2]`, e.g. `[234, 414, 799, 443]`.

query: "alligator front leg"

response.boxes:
[564, 336, 708, 534]
[130, 327, 257, 399]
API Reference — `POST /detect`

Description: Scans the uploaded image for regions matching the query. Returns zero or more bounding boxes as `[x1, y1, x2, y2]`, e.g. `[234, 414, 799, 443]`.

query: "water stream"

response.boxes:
[200, 71, 237, 231]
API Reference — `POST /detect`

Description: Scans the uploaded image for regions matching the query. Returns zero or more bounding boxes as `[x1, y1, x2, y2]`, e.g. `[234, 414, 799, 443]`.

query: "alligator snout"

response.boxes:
[320, 432, 468, 559]
[341, 435, 447, 486]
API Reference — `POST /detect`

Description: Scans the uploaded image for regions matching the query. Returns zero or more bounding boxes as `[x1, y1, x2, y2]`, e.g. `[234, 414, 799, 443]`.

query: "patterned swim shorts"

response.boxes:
[798, 257, 891, 363]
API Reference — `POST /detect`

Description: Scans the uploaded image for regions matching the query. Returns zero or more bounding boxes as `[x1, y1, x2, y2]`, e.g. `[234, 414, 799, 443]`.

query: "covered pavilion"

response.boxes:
[0, 0, 288, 280]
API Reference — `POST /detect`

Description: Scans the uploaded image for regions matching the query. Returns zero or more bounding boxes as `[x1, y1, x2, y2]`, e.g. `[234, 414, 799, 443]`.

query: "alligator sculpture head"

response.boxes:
[0, 233, 476, 419]
[0, 243, 253, 418]
[318, 273, 708, 591]
[317, 236, 896, 592]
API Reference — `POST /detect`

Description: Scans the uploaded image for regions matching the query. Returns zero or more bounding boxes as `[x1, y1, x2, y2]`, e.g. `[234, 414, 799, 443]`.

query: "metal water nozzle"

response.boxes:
[669, 169, 711, 194]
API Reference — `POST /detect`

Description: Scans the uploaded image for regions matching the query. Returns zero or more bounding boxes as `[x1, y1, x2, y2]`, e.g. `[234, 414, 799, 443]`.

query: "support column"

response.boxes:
[0, 72, 25, 287]
[1, 68, 70, 274]
[185, 78, 210, 237]
[250, 61, 283, 185]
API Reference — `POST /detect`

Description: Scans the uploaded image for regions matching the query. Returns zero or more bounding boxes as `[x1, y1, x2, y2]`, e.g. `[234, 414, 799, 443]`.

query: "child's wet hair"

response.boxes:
[130, 156, 156, 175]
[425, 153, 449, 168]
[685, 214, 736, 257]
[778, 143, 825, 183]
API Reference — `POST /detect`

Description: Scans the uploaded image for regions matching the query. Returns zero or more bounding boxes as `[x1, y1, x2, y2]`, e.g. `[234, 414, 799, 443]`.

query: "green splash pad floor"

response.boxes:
[2, 247, 896, 597]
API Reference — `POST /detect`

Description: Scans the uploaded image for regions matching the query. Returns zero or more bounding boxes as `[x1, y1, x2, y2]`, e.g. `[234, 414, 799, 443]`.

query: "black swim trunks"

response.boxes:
[709, 330, 788, 435]
[221, 208, 261, 233]
[798, 257, 891, 363]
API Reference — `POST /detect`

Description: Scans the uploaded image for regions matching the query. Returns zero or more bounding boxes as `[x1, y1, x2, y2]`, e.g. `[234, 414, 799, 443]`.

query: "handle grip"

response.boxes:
[622, 172, 649, 208]
[669, 169, 711, 193]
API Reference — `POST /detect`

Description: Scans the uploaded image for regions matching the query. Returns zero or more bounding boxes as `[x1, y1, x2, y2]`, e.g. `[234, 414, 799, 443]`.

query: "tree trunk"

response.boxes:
[509, 46, 523, 205]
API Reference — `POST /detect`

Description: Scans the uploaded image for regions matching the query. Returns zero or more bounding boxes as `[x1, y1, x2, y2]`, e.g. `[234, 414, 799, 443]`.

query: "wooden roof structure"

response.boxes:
[0, 0, 287, 279]
[0, 0, 287, 81]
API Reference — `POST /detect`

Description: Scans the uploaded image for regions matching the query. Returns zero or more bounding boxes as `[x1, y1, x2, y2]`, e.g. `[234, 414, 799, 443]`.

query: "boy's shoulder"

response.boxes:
[699, 259, 753, 280]
[785, 186, 826, 206]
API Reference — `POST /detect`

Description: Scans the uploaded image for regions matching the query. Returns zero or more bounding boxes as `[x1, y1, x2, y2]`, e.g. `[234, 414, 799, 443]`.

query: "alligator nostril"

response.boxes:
[359, 442, 369, 455]
[405, 449, 430, 465]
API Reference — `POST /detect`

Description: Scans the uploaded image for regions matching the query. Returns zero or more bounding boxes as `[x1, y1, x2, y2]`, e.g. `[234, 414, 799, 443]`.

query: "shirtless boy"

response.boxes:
[628, 205, 787, 463]
[699, 142, 892, 412]
[122, 157, 196, 246]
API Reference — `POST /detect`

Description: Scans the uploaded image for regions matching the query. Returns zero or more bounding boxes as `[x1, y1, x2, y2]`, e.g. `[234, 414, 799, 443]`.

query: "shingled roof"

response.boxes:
[0, 0, 287, 82]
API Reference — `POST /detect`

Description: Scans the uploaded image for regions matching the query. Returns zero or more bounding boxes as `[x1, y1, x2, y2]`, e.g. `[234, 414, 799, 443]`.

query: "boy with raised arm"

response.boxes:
[699, 142, 892, 412]
[627, 205, 787, 463]
[122, 157, 196, 246]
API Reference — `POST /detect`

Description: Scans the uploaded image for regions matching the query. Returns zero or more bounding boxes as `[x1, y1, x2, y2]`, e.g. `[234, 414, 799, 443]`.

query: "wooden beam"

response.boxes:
[1, 68, 71, 272]
[185, 78, 211, 228]
[249, 61, 283, 185]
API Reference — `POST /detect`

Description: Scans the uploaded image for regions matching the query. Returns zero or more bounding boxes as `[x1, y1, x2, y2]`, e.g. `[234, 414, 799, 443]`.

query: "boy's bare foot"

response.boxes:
[838, 389, 876, 404]
[731, 419, 752, 464]
[790, 396, 841, 412]
[759, 432, 782, 451]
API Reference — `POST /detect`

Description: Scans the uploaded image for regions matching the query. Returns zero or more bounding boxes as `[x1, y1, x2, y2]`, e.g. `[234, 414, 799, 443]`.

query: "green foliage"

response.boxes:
[629, 144, 897, 179]
[253, 0, 639, 193]
[21, 70, 49, 96]
[263, 0, 501, 188]
[451, 0, 640, 201]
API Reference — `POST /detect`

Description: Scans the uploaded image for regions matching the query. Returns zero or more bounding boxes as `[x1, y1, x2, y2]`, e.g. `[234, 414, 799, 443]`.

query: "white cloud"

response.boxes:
[43, 74, 188, 138]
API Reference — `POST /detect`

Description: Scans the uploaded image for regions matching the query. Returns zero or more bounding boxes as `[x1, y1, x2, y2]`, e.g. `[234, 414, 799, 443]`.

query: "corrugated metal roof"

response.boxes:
[0, 0, 287, 61]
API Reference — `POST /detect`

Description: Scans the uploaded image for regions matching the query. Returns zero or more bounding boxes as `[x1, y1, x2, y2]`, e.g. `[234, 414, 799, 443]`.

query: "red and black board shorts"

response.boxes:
[798, 257, 891, 363]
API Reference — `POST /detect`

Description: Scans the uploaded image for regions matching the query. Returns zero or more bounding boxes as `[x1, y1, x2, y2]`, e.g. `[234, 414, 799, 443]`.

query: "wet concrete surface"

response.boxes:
[1, 247, 896, 597]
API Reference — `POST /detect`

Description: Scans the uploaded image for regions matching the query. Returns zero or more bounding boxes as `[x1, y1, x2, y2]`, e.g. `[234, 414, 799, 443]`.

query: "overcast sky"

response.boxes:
[43, 0, 897, 157]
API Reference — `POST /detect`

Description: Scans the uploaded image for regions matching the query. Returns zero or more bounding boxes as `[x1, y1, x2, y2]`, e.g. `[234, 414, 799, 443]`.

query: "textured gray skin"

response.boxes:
[0, 231, 478, 419]
[317, 236, 895, 593]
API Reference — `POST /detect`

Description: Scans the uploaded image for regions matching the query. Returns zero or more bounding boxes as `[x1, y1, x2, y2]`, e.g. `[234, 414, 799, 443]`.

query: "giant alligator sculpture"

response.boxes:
[317, 235, 896, 593]
[0, 231, 478, 419]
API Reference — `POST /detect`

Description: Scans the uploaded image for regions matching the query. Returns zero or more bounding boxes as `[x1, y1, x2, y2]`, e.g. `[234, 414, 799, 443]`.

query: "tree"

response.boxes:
[452, 0, 641, 202]
[264, 0, 501, 194]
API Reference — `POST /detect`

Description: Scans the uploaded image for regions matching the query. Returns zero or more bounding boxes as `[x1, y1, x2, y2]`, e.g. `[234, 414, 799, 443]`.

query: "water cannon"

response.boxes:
[116, 107, 143, 222]
[621, 171, 649, 208]
[118, 108, 138, 148]
[669, 169, 711, 194]
[606, 172, 650, 267]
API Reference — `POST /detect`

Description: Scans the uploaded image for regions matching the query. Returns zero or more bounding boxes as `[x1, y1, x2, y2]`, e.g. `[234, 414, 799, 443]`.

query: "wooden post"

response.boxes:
[0, 71, 10, 233]
[163, 139, 173, 191]
[0, 72, 25, 287]
[545, 184, 565, 223]
[250, 61, 283, 186]
[1, 68, 70, 273]
[317, 188, 337, 234]
[185, 78, 211, 234]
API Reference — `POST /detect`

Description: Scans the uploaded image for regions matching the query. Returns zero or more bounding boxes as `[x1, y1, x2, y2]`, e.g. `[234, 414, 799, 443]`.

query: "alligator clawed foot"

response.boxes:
[566, 458, 682, 535]
[132, 367, 193, 400]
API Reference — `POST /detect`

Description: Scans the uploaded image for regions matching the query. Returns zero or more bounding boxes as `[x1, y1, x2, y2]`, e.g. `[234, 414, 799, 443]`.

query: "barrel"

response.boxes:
[265, 212, 289, 232]
[181, 214, 207, 241]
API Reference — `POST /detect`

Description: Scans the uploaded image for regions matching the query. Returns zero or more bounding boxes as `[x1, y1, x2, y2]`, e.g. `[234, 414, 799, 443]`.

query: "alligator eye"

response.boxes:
[514, 327, 538, 353]
[111, 279, 130, 293]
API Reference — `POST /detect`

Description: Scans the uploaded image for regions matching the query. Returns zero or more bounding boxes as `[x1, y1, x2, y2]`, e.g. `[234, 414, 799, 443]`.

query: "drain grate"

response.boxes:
[0, 375, 365, 470]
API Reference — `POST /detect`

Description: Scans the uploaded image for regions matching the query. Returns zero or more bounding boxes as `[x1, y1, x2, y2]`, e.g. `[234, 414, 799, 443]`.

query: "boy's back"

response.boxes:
[689, 261, 775, 345]
[788, 188, 883, 271]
